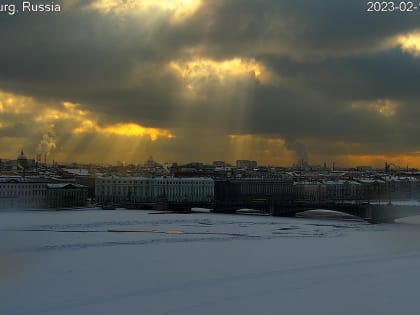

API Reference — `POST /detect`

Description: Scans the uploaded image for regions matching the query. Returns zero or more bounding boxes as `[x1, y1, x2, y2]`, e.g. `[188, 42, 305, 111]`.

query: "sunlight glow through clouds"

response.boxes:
[169, 57, 278, 92]
[0, 91, 37, 114]
[0, 90, 175, 163]
[90, 0, 202, 22]
[47, 102, 175, 141]
[228, 134, 297, 166]
[35, 102, 90, 124]
[28, 100, 175, 141]
[90, 123, 175, 141]
[397, 31, 420, 56]
[351, 99, 399, 117]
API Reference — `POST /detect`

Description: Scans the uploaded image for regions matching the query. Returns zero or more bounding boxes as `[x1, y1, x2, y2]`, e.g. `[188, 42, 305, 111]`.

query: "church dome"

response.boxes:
[17, 150, 29, 171]
[17, 150, 27, 161]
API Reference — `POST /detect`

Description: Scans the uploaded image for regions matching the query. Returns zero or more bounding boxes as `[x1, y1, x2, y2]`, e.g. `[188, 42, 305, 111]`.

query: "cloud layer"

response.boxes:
[1, 0, 420, 166]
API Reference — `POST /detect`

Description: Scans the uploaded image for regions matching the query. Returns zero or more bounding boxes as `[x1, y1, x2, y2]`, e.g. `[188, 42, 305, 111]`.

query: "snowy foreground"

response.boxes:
[1, 210, 420, 315]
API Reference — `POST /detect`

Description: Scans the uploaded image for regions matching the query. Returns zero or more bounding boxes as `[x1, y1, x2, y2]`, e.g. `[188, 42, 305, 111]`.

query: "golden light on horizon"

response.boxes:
[345, 153, 420, 168]
[90, 0, 202, 22]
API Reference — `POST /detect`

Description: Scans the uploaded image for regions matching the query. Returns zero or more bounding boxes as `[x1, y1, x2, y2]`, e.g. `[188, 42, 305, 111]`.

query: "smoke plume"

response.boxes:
[36, 131, 56, 156]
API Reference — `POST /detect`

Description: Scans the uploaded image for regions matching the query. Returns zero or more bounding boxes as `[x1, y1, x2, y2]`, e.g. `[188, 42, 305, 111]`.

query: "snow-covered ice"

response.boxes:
[1, 209, 420, 315]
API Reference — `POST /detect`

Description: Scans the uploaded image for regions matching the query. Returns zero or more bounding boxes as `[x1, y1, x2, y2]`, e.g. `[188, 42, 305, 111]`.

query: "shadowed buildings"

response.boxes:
[47, 183, 89, 208]
[0, 176, 48, 209]
[95, 176, 214, 204]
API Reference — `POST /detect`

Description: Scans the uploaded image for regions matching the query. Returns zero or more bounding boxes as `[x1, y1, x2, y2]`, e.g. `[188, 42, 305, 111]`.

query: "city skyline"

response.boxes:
[2, 1, 420, 167]
[2, 149, 414, 171]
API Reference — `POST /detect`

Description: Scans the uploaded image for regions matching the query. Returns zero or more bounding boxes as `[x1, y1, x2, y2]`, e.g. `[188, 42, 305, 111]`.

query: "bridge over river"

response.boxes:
[213, 200, 420, 223]
[106, 199, 420, 223]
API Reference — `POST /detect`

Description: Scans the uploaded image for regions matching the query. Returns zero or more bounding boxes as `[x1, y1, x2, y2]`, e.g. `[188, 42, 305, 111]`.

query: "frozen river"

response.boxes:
[1, 209, 420, 315]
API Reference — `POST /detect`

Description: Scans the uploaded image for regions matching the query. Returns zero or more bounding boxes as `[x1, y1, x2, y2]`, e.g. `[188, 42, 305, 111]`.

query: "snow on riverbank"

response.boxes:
[1, 210, 420, 315]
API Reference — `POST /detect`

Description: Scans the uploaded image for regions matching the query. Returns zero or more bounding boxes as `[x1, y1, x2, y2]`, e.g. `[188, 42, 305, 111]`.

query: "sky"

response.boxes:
[1, 0, 420, 167]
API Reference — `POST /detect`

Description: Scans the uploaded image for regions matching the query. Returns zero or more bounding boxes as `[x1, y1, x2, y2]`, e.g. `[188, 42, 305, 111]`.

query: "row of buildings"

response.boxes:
[95, 177, 214, 204]
[95, 174, 420, 206]
[0, 175, 215, 209]
[0, 176, 88, 209]
[0, 174, 418, 209]
[214, 176, 420, 203]
[1, 151, 420, 209]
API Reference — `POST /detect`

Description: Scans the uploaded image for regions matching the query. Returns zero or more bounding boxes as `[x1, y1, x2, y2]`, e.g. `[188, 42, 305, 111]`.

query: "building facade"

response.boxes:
[323, 180, 363, 201]
[215, 178, 294, 201]
[0, 176, 48, 209]
[95, 177, 214, 203]
[47, 183, 89, 208]
[236, 160, 257, 169]
[293, 181, 328, 202]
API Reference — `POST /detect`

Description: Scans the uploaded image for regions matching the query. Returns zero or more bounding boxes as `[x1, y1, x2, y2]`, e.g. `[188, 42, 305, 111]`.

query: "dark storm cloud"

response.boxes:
[261, 49, 420, 101]
[0, 121, 32, 138]
[181, 0, 420, 58]
[243, 48, 420, 154]
[1, 0, 420, 162]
